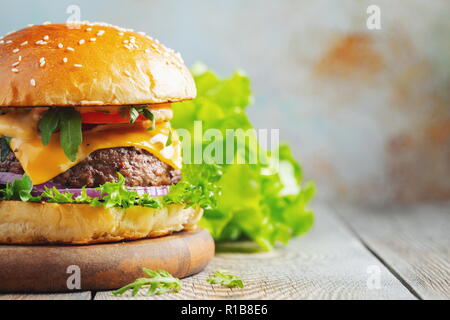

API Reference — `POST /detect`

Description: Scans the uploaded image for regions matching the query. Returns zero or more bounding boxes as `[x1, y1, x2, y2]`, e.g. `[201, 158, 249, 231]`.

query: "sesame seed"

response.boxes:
[11, 68, 19, 73]
[30, 79, 36, 87]
[73, 64, 83, 68]
[63, 57, 68, 63]
[11, 61, 20, 67]
[57, 43, 63, 48]
[89, 38, 96, 42]
[12, 48, 19, 53]
[43, 35, 49, 41]
[78, 39, 85, 45]
[27, 24, 34, 27]
[6, 40, 12, 44]
[118, 32, 124, 36]
[145, 49, 150, 53]
[0, 40, 4, 44]
[18, 56, 22, 61]
[39, 57, 46, 67]
[66, 47, 75, 52]
[85, 28, 92, 31]
[42, 21, 51, 25]
[35, 40, 47, 45]
[97, 30, 105, 36]
[124, 70, 131, 76]
[138, 31, 146, 36]
[123, 40, 129, 44]
[20, 41, 28, 46]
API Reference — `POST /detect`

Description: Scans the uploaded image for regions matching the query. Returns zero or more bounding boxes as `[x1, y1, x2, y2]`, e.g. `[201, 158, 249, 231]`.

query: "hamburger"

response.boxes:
[0, 22, 202, 244]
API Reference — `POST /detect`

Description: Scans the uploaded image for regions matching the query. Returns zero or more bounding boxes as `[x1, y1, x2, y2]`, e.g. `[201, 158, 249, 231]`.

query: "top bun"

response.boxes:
[0, 22, 196, 107]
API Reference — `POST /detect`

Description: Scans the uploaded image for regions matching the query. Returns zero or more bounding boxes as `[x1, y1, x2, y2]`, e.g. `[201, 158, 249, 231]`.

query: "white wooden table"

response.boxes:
[1, 203, 448, 300]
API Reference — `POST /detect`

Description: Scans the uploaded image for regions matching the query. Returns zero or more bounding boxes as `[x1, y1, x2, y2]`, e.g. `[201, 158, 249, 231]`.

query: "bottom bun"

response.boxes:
[0, 201, 203, 244]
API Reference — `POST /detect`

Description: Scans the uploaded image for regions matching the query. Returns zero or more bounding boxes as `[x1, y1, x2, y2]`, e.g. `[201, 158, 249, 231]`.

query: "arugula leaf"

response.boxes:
[166, 130, 172, 147]
[39, 108, 60, 145]
[141, 109, 155, 130]
[0, 136, 11, 162]
[39, 108, 82, 162]
[112, 268, 181, 296]
[119, 107, 128, 119]
[128, 107, 140, 124]
[206, 270, 244, 288]
[59, 108, 82, 162]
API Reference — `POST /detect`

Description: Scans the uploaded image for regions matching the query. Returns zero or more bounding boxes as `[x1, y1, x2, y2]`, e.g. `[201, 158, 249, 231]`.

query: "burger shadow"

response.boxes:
[214, 241, 267, 254]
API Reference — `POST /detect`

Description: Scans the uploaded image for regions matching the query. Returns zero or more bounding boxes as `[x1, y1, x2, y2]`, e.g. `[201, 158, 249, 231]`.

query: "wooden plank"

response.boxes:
[0, 292, 91, 300]
[95, 205, 415, 300]
[336, 203, 450, 300]
[0, 229, 214, 292]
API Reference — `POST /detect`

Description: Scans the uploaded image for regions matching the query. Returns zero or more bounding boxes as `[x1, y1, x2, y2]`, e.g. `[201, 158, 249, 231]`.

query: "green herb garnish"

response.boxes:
[38, 108, 60, 145]
[166, 130, 172, 146]
[127, 106, 155, 130]
[59, 108, 82, 162]
[206, 270, 244, 288]
[0, 136, 11, 162]
[128, 107, 140, 124]
[39, 108, 82, 162]
[0, 174, 34, 201]
[141, 108, 155, 130]
[119, 107, 128, 119]
[112, 268, 181, 296]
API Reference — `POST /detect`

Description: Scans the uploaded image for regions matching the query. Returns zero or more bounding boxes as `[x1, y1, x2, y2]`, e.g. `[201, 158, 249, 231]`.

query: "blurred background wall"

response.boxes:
[1, 0, 449, 205]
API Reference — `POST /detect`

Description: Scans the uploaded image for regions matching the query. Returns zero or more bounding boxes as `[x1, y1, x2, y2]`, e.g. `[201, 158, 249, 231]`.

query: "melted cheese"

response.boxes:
[0, 105, 172, 140]
[10, 122, 181, 184]
[0, 108, 47, 140]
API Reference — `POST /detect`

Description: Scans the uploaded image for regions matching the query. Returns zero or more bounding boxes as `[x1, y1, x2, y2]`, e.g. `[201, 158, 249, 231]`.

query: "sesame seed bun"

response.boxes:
[0, 201, 203, 244]
[0, 22, 196, 107]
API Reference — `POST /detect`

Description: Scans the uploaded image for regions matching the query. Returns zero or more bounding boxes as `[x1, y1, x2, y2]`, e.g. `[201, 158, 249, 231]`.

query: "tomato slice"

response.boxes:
[80, 111, 146, 124]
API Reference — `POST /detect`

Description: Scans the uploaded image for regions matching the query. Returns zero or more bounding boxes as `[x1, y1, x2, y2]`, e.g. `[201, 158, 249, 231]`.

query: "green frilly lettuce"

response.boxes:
[172, 65, 315, 250]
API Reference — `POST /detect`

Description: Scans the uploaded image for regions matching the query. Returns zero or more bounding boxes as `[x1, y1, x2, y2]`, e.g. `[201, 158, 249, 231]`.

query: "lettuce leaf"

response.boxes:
[0, 172, 213, 211]
[172, 65, 315, 250]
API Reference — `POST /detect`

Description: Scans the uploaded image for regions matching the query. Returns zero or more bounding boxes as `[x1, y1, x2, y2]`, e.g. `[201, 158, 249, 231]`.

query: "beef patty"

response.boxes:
[0, 147, 181, 188]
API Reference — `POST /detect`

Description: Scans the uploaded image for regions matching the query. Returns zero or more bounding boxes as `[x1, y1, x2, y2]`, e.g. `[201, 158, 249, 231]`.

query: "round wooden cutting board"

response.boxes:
[0, 228, 214, 293]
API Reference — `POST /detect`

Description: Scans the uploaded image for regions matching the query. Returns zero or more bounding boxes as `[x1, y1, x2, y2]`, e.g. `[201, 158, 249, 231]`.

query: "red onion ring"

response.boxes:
[0, 172, 23, 184]
[31, 185, 169, 198]
[0, 172, 169, 198]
